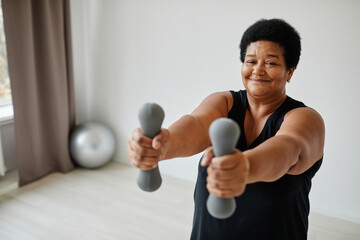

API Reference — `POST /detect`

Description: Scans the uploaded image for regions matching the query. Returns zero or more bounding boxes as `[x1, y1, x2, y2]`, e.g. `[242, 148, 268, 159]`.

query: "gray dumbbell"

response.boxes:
[206, 118, 240, 219]
[137, 103, 165, 192]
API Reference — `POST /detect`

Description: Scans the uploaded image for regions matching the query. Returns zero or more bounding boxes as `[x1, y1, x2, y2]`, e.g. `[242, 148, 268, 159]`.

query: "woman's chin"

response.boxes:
[246, 85, 270, 97]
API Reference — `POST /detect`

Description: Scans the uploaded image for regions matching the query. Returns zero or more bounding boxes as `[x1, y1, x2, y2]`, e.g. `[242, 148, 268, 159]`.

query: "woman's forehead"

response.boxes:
[246, 41, 284, 56]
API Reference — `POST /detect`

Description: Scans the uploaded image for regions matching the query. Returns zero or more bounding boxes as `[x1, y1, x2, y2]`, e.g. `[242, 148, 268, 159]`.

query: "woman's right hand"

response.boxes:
[127, 128, 170, 170]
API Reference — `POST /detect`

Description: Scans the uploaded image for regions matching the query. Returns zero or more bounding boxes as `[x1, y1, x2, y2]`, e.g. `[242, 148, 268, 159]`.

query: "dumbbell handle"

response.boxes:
[136, 103, 164, 192]
[206, 118, 240, 219]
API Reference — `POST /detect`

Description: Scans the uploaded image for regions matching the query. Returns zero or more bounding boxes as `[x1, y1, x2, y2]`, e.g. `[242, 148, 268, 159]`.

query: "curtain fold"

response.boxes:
[2, 0, 75, 186]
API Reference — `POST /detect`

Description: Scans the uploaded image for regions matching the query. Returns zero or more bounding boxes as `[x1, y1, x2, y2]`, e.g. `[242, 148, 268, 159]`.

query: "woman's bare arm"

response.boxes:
[128, 91, 233, 170]
[163, 91, 233, 159]
[202, 107, 325, 198]
[244, 107, 325, 183]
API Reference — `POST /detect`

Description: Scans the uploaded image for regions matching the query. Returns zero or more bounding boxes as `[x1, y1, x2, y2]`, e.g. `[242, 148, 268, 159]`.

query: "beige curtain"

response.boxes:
[2, 0, 75, 186]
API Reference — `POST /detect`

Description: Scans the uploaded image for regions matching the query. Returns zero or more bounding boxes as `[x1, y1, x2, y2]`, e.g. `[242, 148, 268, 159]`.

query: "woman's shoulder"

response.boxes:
[284, 95, 306, 109]
[283, 95, 322, 120]
[193, 91, 234, 118]
[285, 106, 323, 122]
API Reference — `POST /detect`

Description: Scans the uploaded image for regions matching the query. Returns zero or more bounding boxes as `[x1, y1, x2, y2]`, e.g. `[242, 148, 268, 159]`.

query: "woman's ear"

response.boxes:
[287, 67, 295, 83]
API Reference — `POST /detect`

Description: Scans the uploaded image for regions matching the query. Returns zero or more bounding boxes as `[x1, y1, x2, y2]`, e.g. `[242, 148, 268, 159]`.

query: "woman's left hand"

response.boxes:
[201, 148, 250, 198]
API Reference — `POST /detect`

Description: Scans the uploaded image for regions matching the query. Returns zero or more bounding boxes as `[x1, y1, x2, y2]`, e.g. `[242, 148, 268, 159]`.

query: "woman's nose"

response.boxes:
[252, 63, 265, 76]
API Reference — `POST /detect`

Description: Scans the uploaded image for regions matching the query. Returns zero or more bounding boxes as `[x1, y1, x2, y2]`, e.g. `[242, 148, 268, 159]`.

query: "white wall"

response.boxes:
[70, 0, 360, 223]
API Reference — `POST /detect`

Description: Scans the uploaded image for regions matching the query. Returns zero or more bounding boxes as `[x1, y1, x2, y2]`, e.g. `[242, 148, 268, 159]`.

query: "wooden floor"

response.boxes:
[0, 162, 359, 240]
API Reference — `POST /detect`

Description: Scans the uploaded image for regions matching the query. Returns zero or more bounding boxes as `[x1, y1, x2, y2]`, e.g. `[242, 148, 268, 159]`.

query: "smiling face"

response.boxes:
[241, 41, 295, 101]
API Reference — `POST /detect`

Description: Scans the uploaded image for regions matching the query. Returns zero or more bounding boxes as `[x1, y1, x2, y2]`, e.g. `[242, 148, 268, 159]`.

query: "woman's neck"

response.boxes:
[246, 92, 287, 118]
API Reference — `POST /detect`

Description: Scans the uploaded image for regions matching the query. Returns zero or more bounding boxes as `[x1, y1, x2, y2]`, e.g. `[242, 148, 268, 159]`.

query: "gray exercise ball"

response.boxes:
[70, 121, 116, 168]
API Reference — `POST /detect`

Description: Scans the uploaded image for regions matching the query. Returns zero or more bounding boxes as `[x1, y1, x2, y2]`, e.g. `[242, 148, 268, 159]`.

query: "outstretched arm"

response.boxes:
[202, 107, 325, 198]
[245, 107, 325, 183]
[128, 91, 233, 170]
[163, 91, 233, 159]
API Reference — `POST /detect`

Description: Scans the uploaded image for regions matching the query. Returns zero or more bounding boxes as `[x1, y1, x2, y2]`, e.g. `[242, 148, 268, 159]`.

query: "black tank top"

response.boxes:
[190, 90, 322, 240]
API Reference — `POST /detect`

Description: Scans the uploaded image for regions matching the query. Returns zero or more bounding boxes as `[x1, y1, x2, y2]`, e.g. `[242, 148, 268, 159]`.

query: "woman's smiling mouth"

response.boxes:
[249, 78, 271, 83]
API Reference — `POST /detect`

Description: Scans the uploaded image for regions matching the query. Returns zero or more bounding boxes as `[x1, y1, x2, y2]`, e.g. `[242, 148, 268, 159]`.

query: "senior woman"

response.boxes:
[128, 19, 325, 240]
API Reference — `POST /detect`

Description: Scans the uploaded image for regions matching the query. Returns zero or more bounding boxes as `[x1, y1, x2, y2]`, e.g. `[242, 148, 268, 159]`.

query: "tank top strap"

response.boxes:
[264, 94, 307, 134]
[229, 90, 248, 150]
[228, 90, 307, 150]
